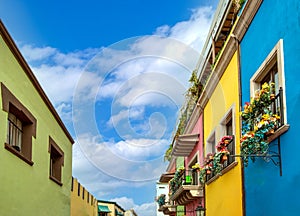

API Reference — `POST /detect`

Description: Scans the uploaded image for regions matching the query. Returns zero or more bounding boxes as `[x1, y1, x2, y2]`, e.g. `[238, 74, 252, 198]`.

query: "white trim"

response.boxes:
[206, 130, 216, 154]
[220, 104, 236, 137]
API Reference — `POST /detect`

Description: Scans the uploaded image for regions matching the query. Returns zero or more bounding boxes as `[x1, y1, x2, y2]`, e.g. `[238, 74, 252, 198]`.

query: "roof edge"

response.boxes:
[0, 20, 74, 144]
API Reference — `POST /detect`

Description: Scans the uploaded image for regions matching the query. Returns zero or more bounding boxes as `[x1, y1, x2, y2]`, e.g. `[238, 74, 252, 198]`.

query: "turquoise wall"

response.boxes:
[240, 0, 300, 215]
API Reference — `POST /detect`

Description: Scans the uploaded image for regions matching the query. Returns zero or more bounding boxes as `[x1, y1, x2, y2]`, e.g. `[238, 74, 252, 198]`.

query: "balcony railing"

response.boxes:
[273, 87, 284, 127]
[7, 119, 23, 152]
[169, 169, 203, 205]
[157, 197, 176, 215]
[206, 137, 235, 182]
[170, 169, 199, 195]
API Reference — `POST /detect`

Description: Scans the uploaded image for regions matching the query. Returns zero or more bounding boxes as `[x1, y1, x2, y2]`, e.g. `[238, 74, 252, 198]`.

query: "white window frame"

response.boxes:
[206, 130, 216, 154]
[250, 39, 287, 124]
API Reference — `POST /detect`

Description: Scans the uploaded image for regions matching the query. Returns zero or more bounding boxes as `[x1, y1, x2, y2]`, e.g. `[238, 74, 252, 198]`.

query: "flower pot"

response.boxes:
[221, 155, 228, 163]
[266, 129, 275, 136]
[224, 140, 230, 145]
[206, 170, 211, 175]
[270, 94, 275, 101]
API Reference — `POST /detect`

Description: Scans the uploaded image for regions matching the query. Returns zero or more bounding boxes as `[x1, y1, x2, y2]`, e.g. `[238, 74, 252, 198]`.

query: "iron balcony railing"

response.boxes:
[170, 169, 200, 195]
[206, 137, 235, 182]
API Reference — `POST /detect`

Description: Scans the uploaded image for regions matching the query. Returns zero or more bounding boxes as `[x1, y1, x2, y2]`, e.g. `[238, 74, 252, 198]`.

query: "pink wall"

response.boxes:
[186, 199, 202, 216]
[184, 114, 204, 215]
[185, 114, 204, 166]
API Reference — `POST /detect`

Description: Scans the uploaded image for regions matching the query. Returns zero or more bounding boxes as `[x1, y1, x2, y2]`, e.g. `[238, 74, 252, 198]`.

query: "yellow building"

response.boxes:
[71, 177, 98, 216]
[0, 20, 74, 215]
[195, 0, 244, 215]
[98, 200, 126, 216]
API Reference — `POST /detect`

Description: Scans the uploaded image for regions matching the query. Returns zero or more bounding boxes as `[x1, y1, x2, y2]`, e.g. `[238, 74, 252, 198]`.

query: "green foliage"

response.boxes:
[164, 143, 173, 162]
[169, 167, 185, 194]
[240, 83, 280, 166]
[156, 194, 166, 207]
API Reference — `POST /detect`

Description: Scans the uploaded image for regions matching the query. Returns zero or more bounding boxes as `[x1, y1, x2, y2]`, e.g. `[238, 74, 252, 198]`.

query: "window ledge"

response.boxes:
[206, 161, 238, 185]
[4, 143, 34, 166]
[267, 124, 290, 143]
[49, 175, 63, 186]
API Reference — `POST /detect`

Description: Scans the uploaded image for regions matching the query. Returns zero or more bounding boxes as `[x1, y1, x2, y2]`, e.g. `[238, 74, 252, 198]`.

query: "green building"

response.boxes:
[0, 20, 74, 215]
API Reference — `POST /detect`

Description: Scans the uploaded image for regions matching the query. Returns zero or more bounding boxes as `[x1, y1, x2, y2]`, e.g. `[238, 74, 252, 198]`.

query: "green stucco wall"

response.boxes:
[0, 30, 73, 215]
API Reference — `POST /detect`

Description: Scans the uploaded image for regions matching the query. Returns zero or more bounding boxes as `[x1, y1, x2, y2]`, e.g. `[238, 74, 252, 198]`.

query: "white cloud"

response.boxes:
[110, 197, 136, 210]
[135, 202, 157, 216]
[18, 5, 214, 215]
[156, 6, 214, 51]
[107, 107, 145, 128]
[110, 138, 169, 161]
[20, 44, 57, 61]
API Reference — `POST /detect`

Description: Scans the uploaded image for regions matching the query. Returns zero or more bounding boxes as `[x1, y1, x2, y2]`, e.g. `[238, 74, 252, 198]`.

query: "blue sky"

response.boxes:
[0, 0, 218, 215]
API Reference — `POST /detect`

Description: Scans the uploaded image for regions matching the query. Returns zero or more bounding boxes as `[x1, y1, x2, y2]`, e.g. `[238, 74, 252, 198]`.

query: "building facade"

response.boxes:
[71, 177, 98, 216]
[98, 200, 126, 216]
[239, 0, 298, 215]
[194, 1, 244, 215]
[0, 20, 74, 215]
[160, 0, 300, 215]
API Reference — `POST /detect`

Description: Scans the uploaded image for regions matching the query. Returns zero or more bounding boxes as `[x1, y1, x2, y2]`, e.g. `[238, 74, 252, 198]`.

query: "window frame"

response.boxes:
[1, 83, 36, 166]
[78, 183, 81, 196]
[250, 39, 289, 141]
[220, 106, 235, 165]
[206, 130, 216, 155]
[48, 137, 64, 186]
[187, 152, 200, 186]
[250, 39, 287, 125]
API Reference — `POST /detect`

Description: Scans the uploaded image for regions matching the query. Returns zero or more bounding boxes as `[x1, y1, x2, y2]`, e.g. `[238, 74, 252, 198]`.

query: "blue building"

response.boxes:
[239, 0, 300, 215]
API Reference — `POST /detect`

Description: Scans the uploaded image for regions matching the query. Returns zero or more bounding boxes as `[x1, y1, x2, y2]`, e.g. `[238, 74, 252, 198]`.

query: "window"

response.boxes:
[188, 154, 199, 186]
[206, 131, 216, 154]
[221, 108, 235, 165]
[49, 137, 64, 186]
[1, 83, 36, 165]
[71, 177, 74, 191]
[78, 183, 81, 196]
[7, 112, 22, 151]
[250, 39, 287, 125]
[87, 192, 90, 203]
[260, 64, 279, 92]
[82, 187, 85, 199]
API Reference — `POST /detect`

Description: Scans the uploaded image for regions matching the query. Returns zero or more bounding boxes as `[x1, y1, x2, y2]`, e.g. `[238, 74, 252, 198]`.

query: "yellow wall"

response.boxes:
[203, 52, 243, 216]
[71, 178, 98, 216]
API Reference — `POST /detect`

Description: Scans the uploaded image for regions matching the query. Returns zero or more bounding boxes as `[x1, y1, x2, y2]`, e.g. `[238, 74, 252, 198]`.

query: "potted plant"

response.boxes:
[192, 163, 201, 172]
[156, 194, 166, 207]
[240, 82, 280, 166]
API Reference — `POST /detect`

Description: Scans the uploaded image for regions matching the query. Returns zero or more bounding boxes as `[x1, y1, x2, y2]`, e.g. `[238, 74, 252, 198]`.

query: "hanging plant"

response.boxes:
[169, 166, 185, 194]
[164, 143, 173, 162]
[156, 194, 166, 207]
[240, 82, 280, 166]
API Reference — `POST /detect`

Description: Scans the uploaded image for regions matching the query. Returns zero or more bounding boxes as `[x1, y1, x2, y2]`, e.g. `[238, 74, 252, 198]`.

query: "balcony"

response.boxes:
[158, 200, 176, 215]
[169, 169, 203, 205]
[206, 137, 237, 183]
